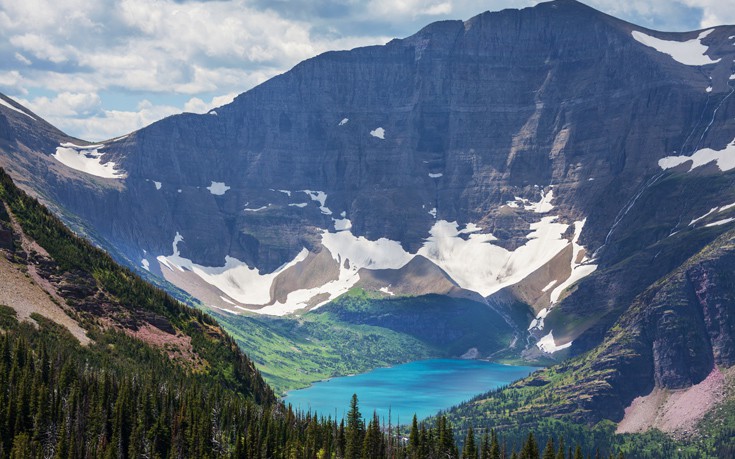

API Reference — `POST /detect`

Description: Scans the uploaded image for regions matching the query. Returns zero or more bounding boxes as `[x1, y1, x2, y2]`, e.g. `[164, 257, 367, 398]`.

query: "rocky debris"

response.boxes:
[56, 270, 97, 301]
[617, 367, 727, 437]
[138, 311, 177, 335]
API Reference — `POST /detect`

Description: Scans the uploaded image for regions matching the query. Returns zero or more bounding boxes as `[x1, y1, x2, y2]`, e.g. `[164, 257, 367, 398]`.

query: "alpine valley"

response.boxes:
[1, 0, 735, 457]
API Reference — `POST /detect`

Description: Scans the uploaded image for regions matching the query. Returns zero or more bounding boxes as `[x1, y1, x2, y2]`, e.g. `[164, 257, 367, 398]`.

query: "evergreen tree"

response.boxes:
[556, 437, 566, 459]
[409, 414, 420, 459]
[481, 431, 490, 459]
[362, 411, 382, 459]
[345, 394, 364, 459]
[521, 432, 539, 459]
[490, 429, 501, 459]
[463, 426, 478, 459]
[543, 437, 555, 459]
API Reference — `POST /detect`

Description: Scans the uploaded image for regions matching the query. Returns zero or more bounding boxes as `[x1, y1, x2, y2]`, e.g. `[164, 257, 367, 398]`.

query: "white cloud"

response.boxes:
[47, 100, 182, 141]
[183, 93, 237, 114]
[14, 52, 31, 65]
[366, 0, 454, 19]
[20, 92, 102, 118]
[0, 71, 24, 92]
[17, 92, 242, 141]
[680, 0, 735, 28]
[583, 0, 734, 30]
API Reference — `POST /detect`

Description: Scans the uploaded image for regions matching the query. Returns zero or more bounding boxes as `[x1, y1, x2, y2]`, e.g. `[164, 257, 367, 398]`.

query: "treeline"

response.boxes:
[0, 307, 621, 459]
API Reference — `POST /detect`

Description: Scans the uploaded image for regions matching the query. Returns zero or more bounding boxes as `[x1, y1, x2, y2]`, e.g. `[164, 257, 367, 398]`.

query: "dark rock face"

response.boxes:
[536, 232, 735, 423]
[17, 0, 731, 269]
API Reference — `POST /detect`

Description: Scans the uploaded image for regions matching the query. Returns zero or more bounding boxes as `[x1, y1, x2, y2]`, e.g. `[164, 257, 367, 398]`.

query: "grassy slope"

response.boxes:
[216, 289, 515, 394]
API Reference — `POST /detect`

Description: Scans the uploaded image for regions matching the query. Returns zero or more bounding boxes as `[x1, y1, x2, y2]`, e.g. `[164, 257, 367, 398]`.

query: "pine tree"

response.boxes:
[490, 429, 501, 459]
[337, 419, 346, 459]
[521, 432, 539, 459]
[481, 431, 490, 459]
[556, 437, 565, 459]
[345, 394, 364, 459]
[362, 411, 382, 459]
[463, 426, 478, 459]
[542, 437, 555, 459]
[574, 445, 583, 459]
[409, 414, 420, 459]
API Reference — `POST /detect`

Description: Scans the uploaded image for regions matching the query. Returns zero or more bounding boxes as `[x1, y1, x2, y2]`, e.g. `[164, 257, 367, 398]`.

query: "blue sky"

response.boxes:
[1, 0, 733, 141]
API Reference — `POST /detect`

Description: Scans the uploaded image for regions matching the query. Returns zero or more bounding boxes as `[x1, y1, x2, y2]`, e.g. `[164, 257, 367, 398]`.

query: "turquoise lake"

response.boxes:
[283, 359, 537, 423]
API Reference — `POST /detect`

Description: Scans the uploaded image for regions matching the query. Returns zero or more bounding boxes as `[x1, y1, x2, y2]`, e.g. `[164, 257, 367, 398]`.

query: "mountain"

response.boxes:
[2, 0, 735, 436]
[0, 167, 273, 403]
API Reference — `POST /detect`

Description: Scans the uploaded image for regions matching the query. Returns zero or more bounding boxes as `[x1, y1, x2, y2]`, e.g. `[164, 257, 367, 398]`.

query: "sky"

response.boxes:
[1, 0, 734, 141]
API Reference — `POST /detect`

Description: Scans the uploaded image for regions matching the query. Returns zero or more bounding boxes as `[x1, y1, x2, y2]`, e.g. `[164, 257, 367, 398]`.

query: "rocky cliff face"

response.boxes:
[549, 228, 735, 423]
[2, 0, 735, 422]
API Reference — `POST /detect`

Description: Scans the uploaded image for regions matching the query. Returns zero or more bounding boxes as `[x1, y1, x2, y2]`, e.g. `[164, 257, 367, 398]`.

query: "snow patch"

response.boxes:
[428, 208, 437, 219]
[541, 280, 557, 292]
[536, 331, 572, 354]
[429, 173, 443, 178]
[690, 207, 720, 226]
[379, 286, 395, 296]
[529, 308, 551, 331]
[157, 232, 309, 306]
[459, 223, 482, 234]
[370, 127, 385, 139]
[141, 259, 150, 271]
[289, 202, 308, 208]
[631, 29, 720, 66]
[418, 217, 569, 297]
[302, 190, 332, 215]
[0, 97, 35, 120]
[339, 118, 349, 126]
[527, 189, 555, 213]
[244, 205, 269, 212]
[549, 219, 597, 304]
[705, 218, 735, 227]
[153, 181, 162, 190]
[333, 218, 352, 231]
[259, 230, 414, 316]
[659, 138, 735, 173]
[207, 181, 230, 195]
[506, 190, 555, 213]
[211, 305, 238, 315]
[52, 142, 125, 179]
[322, 231, 413, 272]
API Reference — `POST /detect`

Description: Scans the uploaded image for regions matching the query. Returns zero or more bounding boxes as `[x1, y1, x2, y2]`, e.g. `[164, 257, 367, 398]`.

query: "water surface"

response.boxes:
[284, 359, 537, 423]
